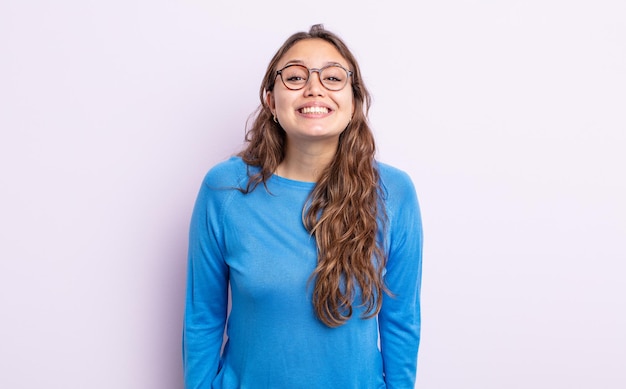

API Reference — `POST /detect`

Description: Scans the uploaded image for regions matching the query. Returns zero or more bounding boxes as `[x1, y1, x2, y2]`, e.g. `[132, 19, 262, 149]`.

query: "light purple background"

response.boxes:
[1, 1, 625, 388]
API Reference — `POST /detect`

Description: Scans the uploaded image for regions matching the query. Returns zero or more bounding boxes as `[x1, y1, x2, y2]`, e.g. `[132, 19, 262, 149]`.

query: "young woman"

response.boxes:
[183, 24, 423, 389]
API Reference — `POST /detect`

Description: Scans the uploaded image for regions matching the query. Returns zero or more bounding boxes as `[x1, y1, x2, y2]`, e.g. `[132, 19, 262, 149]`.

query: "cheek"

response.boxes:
[274, 96, 294, 114]
[272, 88, 294, 108]
[342, 95, 355, 115]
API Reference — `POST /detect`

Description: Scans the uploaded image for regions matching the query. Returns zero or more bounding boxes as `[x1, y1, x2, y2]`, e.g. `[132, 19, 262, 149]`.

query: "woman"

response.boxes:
[183, 24, 423, 389]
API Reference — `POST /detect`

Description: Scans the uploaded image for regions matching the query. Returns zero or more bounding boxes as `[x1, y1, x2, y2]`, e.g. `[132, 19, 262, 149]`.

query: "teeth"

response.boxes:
[300, 106, 329, 114]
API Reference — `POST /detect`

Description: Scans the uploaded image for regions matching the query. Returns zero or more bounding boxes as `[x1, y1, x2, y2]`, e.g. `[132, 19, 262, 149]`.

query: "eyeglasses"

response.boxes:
[276, 64, 353, 91]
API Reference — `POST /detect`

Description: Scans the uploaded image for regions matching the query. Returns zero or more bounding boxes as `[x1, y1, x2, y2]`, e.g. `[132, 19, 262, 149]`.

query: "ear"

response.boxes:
[266, 91, 275, 112]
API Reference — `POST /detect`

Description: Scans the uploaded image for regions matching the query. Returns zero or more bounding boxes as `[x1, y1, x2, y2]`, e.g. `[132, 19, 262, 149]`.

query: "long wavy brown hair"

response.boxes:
[239, 24, 388, 327]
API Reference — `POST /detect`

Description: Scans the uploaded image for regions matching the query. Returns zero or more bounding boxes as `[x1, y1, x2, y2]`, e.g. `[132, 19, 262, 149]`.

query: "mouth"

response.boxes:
[299, 106, 331, 114]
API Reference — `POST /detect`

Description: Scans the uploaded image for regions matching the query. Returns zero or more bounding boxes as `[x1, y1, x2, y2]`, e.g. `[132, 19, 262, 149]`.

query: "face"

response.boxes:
[267, 39, 355, 145]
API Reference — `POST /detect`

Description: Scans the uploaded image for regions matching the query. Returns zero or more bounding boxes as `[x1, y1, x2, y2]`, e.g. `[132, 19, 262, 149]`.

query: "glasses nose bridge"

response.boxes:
[307, 67, 324, 88]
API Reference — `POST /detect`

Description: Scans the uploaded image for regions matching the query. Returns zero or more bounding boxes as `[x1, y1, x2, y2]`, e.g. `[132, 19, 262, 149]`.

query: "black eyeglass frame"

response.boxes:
[275, 64, 354, 91]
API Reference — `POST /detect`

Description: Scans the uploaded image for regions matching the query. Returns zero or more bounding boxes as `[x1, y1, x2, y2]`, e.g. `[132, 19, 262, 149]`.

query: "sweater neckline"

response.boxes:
[269, 174, 316, 190]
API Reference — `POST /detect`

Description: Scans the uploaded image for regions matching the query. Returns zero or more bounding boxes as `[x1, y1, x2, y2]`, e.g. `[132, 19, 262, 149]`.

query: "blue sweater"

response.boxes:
[183, 157, 423, 389]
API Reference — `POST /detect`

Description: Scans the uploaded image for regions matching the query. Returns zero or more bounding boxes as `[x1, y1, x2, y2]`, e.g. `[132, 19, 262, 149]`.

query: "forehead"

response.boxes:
[278, 38, 349, 68]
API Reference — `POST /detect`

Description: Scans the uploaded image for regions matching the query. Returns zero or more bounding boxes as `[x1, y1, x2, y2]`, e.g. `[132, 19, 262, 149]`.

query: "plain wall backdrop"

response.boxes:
[1, 1, 624, 388]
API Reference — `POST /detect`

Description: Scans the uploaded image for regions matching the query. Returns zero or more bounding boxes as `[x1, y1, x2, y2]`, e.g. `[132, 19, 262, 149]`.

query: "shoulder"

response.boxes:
[376, 163, 422, 250]
[193, 157, 252, 221]
[376, 161, 421, 228]
[376, 161, 418, 202]
[201, 156, 251, 189]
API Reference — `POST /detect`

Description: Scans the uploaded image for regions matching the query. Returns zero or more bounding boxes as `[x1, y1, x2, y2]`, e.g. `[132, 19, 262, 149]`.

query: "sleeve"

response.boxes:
[378, 173, 423, 389]
[182, 175, 230, 389]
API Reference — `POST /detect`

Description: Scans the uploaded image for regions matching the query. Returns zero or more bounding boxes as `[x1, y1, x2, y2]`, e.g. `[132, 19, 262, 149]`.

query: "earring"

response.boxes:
[273, 114, 278, 123]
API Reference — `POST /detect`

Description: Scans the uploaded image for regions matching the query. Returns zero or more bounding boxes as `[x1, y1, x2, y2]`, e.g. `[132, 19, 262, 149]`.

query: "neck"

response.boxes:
[276, 138, 338, 182]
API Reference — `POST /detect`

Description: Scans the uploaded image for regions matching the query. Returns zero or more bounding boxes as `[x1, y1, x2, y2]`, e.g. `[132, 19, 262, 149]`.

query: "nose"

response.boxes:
[303, 70, 325, 96]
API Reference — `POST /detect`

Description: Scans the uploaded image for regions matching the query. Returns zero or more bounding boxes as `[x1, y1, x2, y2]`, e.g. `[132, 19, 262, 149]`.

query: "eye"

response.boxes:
[322, 67, 345, 83]
[281, 65, 309, 84]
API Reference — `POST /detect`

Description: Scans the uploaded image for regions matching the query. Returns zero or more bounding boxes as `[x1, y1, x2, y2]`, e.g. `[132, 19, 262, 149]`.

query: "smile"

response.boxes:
[299, 106, 330, 114]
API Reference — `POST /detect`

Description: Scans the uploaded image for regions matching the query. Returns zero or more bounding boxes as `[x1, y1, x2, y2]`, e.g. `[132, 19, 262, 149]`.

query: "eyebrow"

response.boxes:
[282, 60, 346, 68]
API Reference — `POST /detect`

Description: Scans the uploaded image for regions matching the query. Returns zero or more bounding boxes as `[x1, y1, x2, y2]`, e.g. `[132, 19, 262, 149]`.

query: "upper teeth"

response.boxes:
[301, 107, 329, 114]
